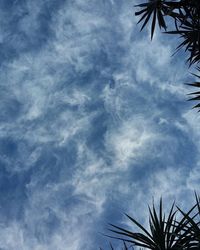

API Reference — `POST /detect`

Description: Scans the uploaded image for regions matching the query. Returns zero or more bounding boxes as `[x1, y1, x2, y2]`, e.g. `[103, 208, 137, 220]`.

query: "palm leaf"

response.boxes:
[108, 199, 191, 249]
[187, 70, 200, 110]
[135, 0, 167, 39]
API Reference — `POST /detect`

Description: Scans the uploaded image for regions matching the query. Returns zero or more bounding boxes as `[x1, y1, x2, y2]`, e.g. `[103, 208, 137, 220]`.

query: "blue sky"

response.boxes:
[0, 0, 200, 249]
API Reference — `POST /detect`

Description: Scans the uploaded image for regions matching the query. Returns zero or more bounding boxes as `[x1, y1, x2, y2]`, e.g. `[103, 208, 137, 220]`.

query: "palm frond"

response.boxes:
[135, 0, 167, 39]
[108, 199, 191, 250]
[186, 69, 200, 110]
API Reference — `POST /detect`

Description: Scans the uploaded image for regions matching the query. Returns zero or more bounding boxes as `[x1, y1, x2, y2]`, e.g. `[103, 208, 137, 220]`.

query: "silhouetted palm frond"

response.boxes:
[135, 0, 200, 66]
[186, 68, 200, 110]
[134, 0, 200, 112]
[165, 17, 200, 66]
[177, 193, 200, 248]
[107, 199, 192, 250]
[135, 0, 167, 39]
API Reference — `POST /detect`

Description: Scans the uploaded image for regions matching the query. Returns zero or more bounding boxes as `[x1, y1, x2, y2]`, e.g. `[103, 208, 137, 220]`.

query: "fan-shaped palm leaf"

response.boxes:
[107, 199, 192, 250]
[176, 193, 200, 249]
[165, 17, 200, 66]
[135, 0, 168, 39]
[186, 68, 200, 110]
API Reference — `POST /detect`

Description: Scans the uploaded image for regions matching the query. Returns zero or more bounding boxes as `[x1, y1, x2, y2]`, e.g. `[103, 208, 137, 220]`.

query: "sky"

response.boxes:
[0, 0, 200, 249]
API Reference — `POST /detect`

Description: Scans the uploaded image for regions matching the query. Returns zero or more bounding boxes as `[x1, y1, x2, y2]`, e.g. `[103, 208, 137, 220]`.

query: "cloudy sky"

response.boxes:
[1, 0, 200, 249]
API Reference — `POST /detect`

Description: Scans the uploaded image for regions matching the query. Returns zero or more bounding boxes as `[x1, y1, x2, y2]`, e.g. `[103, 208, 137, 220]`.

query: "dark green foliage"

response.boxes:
[135, 0, 200, 111]
[103, 195, 200, 249]
[186, 68, 200, 110]
[108, 199, 190, 249]
[135, 0, 167, 39]
[176, 193, 200, 249]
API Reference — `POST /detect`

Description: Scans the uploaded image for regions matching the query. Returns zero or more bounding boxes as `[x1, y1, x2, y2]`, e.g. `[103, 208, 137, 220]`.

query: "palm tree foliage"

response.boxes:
[104, 195, 200, 249]
[186, 68, 200, 110]
[135, 0, 200, 110]
[176, 193, 200, 249]
[135, 0, 200, 60]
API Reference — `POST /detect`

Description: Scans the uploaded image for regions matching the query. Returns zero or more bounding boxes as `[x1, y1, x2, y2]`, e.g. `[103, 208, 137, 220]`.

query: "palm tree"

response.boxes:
[103, 195, 200, 249]
[186, 68, 200, 110]
[135, 0, 200, 111]
[177, 194, 200, 249]
[100, 2, 200, 249]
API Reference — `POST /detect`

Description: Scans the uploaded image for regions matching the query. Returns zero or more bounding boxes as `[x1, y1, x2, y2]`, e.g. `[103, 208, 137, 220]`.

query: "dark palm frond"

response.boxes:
[165, 17, 200, 66]
[173, 203, 200, 249]
[107, 199, 192, 250]
[176, 198, 200, 249]
[134, 0, 200, 112]
[135, 0, 200, 64]
[186, 68, 200, 110]
[103, 194, 200, 249]
[135, 0, 168, 39]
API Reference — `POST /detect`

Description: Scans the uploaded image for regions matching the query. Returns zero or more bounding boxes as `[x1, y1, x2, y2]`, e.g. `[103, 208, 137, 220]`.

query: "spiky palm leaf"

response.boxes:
[135, 0, 168, 39]
[176, 193, 200, 249]
[107, 199, 192, 250]
[165, 17, 200, 66]
[135, 0, 200, 66]
[186, 68, 200, 111]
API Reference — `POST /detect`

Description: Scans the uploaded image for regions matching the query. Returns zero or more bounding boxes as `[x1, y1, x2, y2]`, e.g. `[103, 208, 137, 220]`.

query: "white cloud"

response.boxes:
[105, 117, 158, 168]
[187, 164, 200, 190]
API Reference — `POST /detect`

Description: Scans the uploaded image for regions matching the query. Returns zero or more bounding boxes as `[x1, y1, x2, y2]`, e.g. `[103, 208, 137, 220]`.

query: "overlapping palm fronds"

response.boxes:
[103, 195, 200, 250]
[186, 67, 200, 111]
[135, 0, 200, 64]
[107, 199, 191, 250]
[135, 0, 200, 111]
[165, 16, 200, 66]
[135, 0, 167, 39]
[176, 193, 200, 249]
